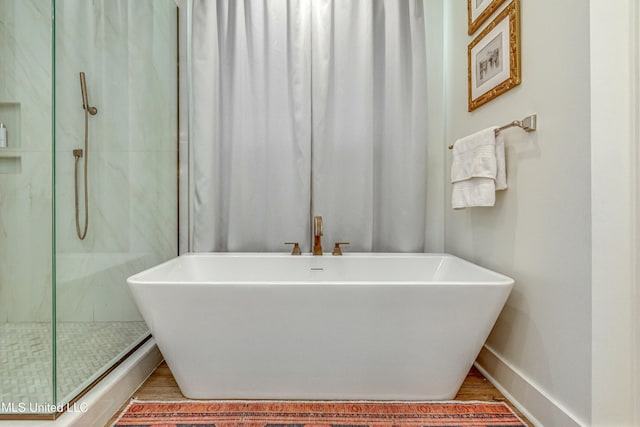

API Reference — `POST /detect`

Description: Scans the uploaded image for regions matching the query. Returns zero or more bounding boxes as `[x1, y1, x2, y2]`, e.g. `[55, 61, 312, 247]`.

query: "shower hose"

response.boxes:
[74, 107, 89, 240]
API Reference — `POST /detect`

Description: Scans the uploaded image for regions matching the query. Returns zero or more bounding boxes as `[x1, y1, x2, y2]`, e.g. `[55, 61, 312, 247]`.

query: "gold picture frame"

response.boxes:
[468, 0, 507, 35]
[468, 0, 520, 111]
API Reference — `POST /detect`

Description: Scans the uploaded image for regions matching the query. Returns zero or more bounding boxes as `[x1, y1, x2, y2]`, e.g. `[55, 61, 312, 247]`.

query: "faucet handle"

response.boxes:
[284, 242, 302, 255]
[332, 242, 350, 256]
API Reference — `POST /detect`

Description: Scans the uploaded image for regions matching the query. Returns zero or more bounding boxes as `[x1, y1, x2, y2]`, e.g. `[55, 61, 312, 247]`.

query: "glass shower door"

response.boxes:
[0, 0, 54, 416]
[53, 0, 178, 406]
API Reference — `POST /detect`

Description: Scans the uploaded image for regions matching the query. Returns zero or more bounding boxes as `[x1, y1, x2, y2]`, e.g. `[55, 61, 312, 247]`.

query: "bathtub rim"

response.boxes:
[127, 252, 515, 287]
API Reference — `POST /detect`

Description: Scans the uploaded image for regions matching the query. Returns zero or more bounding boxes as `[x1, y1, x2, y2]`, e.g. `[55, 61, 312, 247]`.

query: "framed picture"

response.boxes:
[468, 0, 520, 111]
[468, 0, 507, 35]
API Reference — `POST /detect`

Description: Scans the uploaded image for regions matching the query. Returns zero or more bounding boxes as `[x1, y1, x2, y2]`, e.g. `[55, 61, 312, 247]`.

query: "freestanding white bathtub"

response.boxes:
[127, 253, 513, 400]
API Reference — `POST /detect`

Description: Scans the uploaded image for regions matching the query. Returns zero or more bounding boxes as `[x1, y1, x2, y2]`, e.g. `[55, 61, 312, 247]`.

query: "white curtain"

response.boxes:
[191, 0, 427, 252]
[191, 0, 312, 251]
[311, 0, 427, 252]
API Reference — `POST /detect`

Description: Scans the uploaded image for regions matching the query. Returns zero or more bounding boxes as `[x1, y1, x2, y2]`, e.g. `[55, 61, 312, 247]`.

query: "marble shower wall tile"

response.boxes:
[54, 0, 178, 322]
[55, 0, 177, 154]
[178, 5, 189, 254]
[128, 150, 177, 258]
[56, 151, 132, 254]
[55, 252, 151, 321]
[7, 0, 52, 151]
[0, 152, 53, 322]
[178, 139, 189, 254]
[0, 0, 53, 323]
[1, 0, 178, 323]
[0, 14, 6, 95]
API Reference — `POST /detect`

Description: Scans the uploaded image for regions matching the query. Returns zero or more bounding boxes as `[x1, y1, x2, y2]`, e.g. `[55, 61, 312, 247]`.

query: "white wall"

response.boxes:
[590, 1, 638, 425]
[443, 1, 591, 425]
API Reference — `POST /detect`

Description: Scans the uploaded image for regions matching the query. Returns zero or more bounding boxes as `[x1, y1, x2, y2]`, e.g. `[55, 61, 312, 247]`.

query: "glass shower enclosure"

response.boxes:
[0, 0, 177, 417]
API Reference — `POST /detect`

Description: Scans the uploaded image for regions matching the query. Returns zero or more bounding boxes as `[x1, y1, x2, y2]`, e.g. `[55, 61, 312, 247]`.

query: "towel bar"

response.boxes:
[448, 114, 537, 150]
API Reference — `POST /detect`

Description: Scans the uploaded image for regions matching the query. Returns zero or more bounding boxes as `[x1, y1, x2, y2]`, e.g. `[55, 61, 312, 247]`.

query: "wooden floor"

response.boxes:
[106, 362, 533, 426]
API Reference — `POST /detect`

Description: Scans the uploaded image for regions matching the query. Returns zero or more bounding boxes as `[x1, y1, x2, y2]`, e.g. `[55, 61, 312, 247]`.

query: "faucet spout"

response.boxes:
[313, 216, 323, 255]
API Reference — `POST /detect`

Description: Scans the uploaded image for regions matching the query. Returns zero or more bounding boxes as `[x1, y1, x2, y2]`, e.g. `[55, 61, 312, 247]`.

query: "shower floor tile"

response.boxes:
[0, 321, 148, 414]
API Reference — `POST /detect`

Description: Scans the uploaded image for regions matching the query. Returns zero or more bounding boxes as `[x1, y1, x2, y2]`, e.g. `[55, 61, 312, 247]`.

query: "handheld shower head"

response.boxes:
[79, 72, 98, 115]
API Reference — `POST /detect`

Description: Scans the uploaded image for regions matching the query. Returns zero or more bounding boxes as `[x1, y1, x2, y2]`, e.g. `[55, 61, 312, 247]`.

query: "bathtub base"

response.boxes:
[128, 254, 513, 400]
[145, 287, 506, 400]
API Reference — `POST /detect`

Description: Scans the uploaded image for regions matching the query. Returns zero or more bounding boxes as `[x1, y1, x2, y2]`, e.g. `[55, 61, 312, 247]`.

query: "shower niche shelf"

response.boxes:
[0, 149, 22, 158]
[0, 102, 22, 150]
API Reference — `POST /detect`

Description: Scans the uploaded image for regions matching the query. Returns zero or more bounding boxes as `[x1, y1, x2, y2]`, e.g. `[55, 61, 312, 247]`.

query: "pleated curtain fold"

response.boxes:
[191, 0, 427, 252]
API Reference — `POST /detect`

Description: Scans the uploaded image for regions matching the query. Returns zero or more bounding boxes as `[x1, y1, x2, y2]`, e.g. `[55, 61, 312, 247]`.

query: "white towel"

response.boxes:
[451, 127, 507, 209]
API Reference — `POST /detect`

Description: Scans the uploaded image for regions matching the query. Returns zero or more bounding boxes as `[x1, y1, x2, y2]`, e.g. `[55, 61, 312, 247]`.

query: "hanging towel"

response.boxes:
[451, 127, 507, 209]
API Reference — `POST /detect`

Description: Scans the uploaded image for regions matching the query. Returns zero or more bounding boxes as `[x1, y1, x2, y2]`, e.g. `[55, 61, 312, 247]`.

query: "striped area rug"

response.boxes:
[113, 400, 527, 427]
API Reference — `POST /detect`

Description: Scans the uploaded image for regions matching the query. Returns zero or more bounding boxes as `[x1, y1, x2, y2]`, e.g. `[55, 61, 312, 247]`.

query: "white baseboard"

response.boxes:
[475, 345, 586, 427]
[73, 339, 163, 427]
